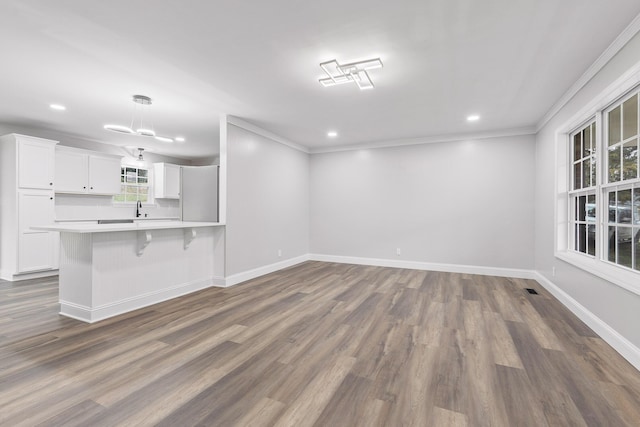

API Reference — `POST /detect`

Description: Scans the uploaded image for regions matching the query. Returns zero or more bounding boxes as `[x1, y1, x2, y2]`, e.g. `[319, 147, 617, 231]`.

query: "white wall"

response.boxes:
[310, 135, 536, 270]
[535, 32, 640, 349]
[225, 124, 309, 276]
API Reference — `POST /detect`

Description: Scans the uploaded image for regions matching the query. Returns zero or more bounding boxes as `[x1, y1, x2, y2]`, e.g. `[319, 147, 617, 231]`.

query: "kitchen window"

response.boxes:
[113, 166, 150, 203]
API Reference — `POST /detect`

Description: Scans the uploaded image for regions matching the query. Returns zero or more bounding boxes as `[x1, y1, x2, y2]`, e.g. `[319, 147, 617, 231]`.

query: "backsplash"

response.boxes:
[55, 194, 180, 221]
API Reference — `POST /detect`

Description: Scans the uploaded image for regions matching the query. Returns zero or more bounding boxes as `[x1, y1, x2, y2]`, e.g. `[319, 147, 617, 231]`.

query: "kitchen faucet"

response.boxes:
[135, 200, 142, 218]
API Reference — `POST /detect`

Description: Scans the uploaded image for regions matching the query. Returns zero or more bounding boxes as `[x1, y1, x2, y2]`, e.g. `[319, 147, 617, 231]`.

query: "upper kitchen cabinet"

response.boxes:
[153, 163, 181, 199]
[55, 146, 122, 195]
[17, 135, 57, 190]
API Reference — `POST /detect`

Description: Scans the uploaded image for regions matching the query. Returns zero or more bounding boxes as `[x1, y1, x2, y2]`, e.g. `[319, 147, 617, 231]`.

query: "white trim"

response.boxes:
[310, 127, 536, 154]
[309, 254, 536, 279]
[223, 254, 311, 287]
[227, 116, 310, 153]
[537, 12, 640, 132]
[534, 272, 640, 371]
[0, 268, 58, 282]
[59, 277, 217, 323]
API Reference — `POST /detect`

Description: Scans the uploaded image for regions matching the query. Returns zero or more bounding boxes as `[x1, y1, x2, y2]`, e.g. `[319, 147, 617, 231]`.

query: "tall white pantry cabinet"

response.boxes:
[0, 134, 59, 281]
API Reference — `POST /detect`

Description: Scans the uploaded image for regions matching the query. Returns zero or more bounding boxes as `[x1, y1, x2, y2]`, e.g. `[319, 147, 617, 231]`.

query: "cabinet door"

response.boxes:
[55, 150, 88, 193]
[17, 191, 55, 272]
[18, 139, 55, 190]
[89, 155, 121, 195]
[164, 164, 181, 199]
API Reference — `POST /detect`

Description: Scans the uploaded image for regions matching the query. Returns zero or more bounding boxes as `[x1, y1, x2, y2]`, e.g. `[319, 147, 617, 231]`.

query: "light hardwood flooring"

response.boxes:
[1, 261, 640, 426]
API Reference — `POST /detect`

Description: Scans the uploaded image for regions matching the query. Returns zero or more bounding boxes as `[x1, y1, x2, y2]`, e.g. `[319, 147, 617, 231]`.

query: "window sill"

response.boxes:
[555, 250, 640, 297]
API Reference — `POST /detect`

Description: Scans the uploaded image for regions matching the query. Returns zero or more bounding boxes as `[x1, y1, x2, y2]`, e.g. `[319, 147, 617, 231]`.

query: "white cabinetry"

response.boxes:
[153, 163, 181, 199]
[55, 147, 121, 195]
[0, 134, 58, 281]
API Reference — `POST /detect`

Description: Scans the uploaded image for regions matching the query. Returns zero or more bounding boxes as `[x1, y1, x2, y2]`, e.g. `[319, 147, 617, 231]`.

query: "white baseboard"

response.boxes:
[533, 272, 640, 371]
[224, 254, 311, 287]
[60, 277, 218, 323]
[309, 254, 536, 279]
[0, 268, 58, 282]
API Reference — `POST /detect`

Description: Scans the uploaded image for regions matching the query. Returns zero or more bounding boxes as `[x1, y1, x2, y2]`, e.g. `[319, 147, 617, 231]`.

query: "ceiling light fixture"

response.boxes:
[327, 131, 338, 137]
[104, 95, 174, 142]
[319, 58, 383, 90]
[467, 115, 480, 122]
[50, 104, 66, 111]
[137, 147, 145, 161]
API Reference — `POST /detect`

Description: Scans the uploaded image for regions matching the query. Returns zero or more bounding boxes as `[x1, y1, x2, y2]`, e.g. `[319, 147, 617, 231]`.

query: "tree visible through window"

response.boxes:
[113, 166, 149, 203]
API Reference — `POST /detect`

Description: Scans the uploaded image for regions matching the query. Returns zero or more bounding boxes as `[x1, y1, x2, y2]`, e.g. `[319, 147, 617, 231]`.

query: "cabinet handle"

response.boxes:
[50, 197, 53, 200]
[90, 187, 93, 190]
[49, 182, 53, 186]
[83, 186, 86, 189]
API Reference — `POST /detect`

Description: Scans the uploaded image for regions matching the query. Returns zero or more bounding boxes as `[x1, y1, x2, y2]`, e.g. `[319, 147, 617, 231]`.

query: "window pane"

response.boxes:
[619, 189, 632, 223]
[583, 126, 591, 158]
[139, 187, 148, 195]
[587, 224, 596, 256]
[623, 94, 638, 140]
[577, 224, 586, 253]
[609, 106, 621, 145]
[574, 133, 582, 161]
[635, 228, 640, 271]
[125, 193, 138, 202]
[139, 169, 148, 178]
[138, 177, 148, 184]
[608, 147, 621, 182]
[583, 158, 591, 187]
[126, 185, 137, 194]
[591, 157, 597, 187]
[609, 191, 617, 223]
[139, 194, 148, 203]
[608, 226, 617, 262]
[578, 195, 586, 221]
[622, 139, 638, 180]
[618, 228, 632, 268]
[634, 188, 640, 224]
[574, 163, 581, 189]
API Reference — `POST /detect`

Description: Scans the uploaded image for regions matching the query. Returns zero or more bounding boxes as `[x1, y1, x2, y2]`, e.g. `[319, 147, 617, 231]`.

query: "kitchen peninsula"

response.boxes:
[33, 221, 223, 322]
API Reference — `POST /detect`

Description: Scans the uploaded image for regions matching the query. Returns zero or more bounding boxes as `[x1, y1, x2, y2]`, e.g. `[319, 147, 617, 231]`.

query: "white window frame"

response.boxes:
[555, 61, 640, 297]
[113, 162, 155, 206]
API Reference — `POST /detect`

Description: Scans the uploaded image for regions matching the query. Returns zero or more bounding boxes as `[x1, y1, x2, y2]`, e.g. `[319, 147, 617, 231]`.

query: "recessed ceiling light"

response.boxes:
[467, 115, 480, 122]
[175, 137, 185, 142]
[327, 131, 338, 138]
[50, 104, 66, 111]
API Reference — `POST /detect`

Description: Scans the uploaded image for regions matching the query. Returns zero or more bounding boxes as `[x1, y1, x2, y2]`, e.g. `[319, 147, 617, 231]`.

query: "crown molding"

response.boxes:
[227, 115, 310, 153]
[536, 12, 640, 132]
[309, 126, 536, 154]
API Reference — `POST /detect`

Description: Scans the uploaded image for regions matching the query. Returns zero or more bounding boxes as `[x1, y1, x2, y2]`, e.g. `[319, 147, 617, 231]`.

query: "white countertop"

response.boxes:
[32, 221, 223, 233]
[54, 217, 180, 223]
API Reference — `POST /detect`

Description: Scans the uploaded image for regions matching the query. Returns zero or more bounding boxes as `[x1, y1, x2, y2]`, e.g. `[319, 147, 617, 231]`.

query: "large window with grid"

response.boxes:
[113, 166, 150, 203]
[604, 92, 640, 271]
[570, 121, 597, 257]
[568, 89, 640, 274]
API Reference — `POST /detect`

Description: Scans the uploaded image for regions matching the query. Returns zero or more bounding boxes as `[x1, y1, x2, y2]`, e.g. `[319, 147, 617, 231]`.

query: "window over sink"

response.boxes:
[113, 166, 151, 204]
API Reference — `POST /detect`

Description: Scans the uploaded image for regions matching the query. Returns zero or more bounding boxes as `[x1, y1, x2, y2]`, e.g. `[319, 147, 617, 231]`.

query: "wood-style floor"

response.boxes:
[1, 262, 640, 426]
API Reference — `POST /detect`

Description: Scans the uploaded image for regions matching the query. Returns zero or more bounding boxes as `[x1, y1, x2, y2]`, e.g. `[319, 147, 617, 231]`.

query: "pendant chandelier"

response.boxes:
[104, 95, 174, 143]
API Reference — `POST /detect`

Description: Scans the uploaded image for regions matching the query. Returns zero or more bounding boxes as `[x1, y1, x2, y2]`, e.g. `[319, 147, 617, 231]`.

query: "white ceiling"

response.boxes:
[1, 0, 639, 159]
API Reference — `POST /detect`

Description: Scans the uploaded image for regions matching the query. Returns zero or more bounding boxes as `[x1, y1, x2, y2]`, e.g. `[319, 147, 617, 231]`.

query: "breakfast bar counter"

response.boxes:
[33, 221, 224, 322]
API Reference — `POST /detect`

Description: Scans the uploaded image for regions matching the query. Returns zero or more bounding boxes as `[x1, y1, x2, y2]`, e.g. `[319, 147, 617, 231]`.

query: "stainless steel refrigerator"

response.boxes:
[180, 165, 219, 222]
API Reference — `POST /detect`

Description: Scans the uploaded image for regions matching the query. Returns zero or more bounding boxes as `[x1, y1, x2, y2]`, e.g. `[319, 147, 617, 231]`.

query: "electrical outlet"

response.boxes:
[396, 248, 401, 256]
[278, 249, 282, 257]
